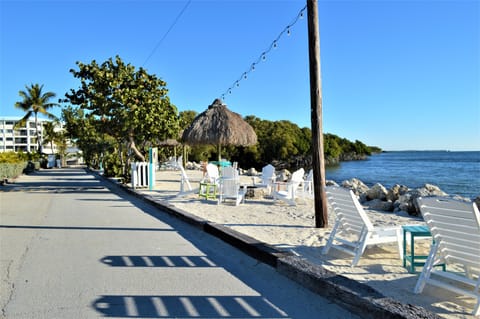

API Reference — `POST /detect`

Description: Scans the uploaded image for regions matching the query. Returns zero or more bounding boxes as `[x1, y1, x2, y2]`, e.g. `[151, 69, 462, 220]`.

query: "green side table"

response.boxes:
[199, 182, 217, 200]
[402, 225, 445, 273]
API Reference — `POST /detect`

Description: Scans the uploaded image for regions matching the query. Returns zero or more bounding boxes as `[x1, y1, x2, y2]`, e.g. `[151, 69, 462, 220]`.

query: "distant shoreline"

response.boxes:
[325, 150, 479, 199]
[382, 150, 480, 153]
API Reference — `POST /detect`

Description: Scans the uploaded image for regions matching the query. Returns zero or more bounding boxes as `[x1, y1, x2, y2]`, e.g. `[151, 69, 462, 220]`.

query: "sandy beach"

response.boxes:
[137, 168, 477, 319]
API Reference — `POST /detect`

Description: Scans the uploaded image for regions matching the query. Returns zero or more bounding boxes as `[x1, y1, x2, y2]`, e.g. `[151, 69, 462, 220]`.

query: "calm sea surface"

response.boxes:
[325, 151, 480, 199]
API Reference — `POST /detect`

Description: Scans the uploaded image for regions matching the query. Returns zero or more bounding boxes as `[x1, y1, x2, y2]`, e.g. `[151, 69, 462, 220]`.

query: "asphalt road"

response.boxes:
[0, 167, 358, 318]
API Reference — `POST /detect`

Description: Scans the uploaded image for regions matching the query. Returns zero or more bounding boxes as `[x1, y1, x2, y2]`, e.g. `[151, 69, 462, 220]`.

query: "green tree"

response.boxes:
[175, 111, 380, 170]
[178, 110, 196, 164]
[42, 120, 58, 153]
[179, 110, 197, 129]
[324, 134, 342, 159]
[14, 83, 58, 153]
[43, 119, 68, 165]
[64, 56, 179, 175]
[62, 105, 112, 170]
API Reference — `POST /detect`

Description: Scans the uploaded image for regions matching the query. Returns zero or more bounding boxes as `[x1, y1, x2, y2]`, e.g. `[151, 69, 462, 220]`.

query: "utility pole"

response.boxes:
[307, 0, 328, 228]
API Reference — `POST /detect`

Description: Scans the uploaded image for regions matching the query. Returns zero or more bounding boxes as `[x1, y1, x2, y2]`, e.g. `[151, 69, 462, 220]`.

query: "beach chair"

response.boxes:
[254, 164, 276, 194]
[300, 169, 314, 198]
[159, 156, 177, 170]
[272, 168, 305, 206]
[322, 186, 402, 267]
[218, 166, 246, 206]
[204, 163, 220, 184]
[174, 159, 198, 198]
[167, 156, 179, 170]
[414, 197, 480, 316]
[199, 163, 220, 200]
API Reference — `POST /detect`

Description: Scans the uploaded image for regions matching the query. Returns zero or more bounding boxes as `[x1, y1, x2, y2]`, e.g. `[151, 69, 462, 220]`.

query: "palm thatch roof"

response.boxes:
[181, 99, 257, 147]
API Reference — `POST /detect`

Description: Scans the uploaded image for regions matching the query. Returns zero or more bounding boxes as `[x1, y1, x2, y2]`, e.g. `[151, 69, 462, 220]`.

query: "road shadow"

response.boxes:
[0, 225, 175, 233]
[92, 173, 352, 319]
[1, 167, 108, 193]
[100, 255, 217, 267]
[93, 295, 289, 318]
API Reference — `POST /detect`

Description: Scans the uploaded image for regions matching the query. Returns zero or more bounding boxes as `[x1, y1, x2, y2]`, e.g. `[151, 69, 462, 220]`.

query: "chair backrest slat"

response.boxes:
[304, 169, 314, 194]
[205, 163, 219, 183]
[418, 197, 480, 267]
[286, 168, 305, 198]
[221, 178, 239, 197]
[291, 168, 305, 182]
[221, 166, 238, 179]
[326, 186, 374, 235]
[261, 164, 276, 185]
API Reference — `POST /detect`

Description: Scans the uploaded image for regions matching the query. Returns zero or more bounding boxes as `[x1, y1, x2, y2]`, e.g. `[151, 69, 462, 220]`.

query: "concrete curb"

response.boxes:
[97, 171, 441, 319]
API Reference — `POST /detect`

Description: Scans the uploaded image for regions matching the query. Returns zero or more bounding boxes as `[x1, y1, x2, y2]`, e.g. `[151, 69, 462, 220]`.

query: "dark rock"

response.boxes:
[326, 180, 339, 187]
[387, 184, 410, 202]
[366, 183, 388, 201]
[342, 178, 369, 196]
[366, 199, 394, 212]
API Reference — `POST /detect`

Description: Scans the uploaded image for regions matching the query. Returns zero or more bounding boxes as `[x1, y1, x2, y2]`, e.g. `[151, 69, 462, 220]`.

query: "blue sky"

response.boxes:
[1, 0, 479, 151]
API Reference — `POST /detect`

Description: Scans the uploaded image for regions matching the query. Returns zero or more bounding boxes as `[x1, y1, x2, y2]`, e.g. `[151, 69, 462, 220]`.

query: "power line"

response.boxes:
[142, 0, 192, 67]
[220, 5, 307, 100]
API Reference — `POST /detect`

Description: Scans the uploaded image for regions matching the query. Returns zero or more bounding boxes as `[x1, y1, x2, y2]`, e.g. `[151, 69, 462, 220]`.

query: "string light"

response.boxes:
[220, 4, 307, 99]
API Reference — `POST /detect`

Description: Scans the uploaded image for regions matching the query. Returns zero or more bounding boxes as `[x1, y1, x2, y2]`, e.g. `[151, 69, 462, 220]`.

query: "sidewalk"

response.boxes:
[2, 167, 364, 319]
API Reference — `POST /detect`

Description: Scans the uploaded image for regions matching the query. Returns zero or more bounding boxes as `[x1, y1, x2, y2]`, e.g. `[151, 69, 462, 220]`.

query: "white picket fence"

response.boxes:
[131, 162, 149, 189]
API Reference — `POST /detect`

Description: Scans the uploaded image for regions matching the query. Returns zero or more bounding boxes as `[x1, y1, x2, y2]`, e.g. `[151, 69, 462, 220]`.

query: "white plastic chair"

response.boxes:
[254, 164, 276, 194]
[176, 159, 193, 197]
[414, 197, 480, 316]
[218, 166, 246, 206]
[322, 186, 402, 267]
[272, 168, 305, 206]
[204, 163, 219, 184]
[301, 169, 314, 198]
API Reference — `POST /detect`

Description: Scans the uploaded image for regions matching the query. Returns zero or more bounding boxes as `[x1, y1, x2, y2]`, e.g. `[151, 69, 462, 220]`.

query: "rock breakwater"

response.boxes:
[330, 177, 479, 216]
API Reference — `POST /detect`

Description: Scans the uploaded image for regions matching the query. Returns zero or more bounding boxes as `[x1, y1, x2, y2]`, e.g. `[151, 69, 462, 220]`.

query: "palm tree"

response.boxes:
[15, 84, 58, 153]
[42, 120, 59, 154]
[44, 120, 68, 165]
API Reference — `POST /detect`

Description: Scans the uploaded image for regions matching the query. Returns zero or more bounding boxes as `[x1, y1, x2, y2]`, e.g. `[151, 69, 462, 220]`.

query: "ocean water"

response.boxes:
[325, 151, 480, 199]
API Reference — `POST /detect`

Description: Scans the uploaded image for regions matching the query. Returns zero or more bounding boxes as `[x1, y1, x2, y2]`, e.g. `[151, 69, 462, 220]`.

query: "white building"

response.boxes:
[0, 116, 61, 154]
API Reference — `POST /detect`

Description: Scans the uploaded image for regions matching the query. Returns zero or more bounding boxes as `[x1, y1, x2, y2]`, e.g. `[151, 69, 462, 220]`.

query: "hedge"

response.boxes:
[0, 162, 28, 181]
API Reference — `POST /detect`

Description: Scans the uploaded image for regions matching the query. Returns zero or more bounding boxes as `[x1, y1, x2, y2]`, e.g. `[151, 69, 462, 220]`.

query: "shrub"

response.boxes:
[0, 152, 37, 181]
[0, 162, 27, 181]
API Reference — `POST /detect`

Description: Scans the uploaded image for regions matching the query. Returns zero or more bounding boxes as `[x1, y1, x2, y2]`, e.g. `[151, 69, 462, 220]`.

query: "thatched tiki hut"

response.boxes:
[158, 138, 180, 159]
[182, 98, 257, 161]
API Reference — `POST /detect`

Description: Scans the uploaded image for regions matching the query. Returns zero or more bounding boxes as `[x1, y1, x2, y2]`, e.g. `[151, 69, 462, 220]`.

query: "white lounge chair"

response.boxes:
[322, 186, 402, 267]
[218, 166, 246, 206]
[272, 168, 305, 206]
[414, 197, 480, 316]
